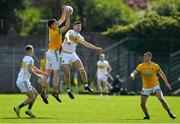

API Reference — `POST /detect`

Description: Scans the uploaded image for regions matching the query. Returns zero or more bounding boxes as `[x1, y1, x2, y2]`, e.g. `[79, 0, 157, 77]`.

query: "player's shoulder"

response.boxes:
[104, 60, 109, 64]
[151, 62, 159, 67]
[137, 63, 143, 67]
[67, 29, 75, 34]
[97, 60, 101, 64]
[24, 56, 34, 62]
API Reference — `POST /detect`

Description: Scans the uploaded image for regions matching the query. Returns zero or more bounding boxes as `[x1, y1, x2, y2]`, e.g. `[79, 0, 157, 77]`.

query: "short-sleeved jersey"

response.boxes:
[97, 60, 110, 75]
[136, 62, 160, 89]
[40, 58, 46, 72]
[48, 28, 62, 51]
[62, 30, 84, 53]
[17, 56, 34, 82]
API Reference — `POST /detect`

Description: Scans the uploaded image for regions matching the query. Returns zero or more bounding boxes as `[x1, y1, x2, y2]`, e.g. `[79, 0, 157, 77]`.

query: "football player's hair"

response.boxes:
[48, 19, 56, 28]
[100, 53, 105, 57]
[25, 45, 33, 51]
[73, 21, 81, 27]
[145, 52, 152, 57]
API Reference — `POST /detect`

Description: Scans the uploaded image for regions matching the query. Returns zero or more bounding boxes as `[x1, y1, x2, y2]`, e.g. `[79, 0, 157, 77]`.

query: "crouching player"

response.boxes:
[13, 45, 47, 118]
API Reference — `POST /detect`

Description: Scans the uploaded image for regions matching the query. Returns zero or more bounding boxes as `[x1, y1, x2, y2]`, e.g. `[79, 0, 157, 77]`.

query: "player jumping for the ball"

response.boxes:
[130, 52, 176, 120]
[40, 5, 71, 104]
[61, 21, 103, 99]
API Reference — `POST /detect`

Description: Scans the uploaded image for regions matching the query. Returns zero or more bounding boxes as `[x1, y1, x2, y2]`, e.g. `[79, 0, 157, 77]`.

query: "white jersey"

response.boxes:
[17, 56, 34, 82]
[97, 60, 110, 75]
[62, 30, 84, 53]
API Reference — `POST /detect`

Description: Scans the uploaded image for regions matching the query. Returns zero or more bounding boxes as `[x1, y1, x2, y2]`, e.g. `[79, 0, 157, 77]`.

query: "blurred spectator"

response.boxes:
[110, 75, 127, 95]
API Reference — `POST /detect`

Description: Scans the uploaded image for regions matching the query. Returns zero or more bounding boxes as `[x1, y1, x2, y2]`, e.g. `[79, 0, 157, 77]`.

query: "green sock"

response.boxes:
[42, 86, 46, 92]
[18, 103, 26, 109]
[53, 86, 58, 93]
[28, 103, 34, 110]
[166, 108, 171, 114]
[145, 112, 149, 117]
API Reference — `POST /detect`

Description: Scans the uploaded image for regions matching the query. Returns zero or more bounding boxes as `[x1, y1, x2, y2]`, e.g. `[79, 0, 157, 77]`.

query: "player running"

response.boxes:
[96, 54, 112, 95]
[130, 52, 176, 120]
[61, 21, 103, 99]
[40, 6, 71, 104]
[14, 45, 47, 118]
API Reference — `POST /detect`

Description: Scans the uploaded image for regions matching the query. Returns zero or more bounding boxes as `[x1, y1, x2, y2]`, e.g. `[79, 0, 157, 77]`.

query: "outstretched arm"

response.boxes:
[69, 35, 102, 51]
[60, 12, 70, 33]
[80, 40, 103, 51]
[58, 6, 66, 26]
[158, 69, 172, 90]
[27, 64, 42, 78]
[32, 65, 48, 76]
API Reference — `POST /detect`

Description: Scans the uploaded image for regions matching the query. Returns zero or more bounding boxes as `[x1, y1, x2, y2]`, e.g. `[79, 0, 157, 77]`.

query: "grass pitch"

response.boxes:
[0, 94, 179, 123]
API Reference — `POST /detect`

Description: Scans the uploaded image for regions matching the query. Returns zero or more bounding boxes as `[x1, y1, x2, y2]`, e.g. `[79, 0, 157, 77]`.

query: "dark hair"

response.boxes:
[48, 19, 56, 28]
[25, 45, 33, 51]
[73, 21, 81, 27]
[145, 52, 152, 57]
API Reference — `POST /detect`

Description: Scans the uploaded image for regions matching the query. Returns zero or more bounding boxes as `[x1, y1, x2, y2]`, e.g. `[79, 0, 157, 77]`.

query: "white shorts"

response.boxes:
[141, 85, 161, 96]
[46, 50, 60, 70]
[61, 52, 80, 64]
[97, 74, 108, 83]
[16, 80, 32, 93]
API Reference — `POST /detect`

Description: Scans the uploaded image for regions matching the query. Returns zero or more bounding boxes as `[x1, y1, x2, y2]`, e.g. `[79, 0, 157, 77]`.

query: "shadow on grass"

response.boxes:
[124, 118, 143, 120]
[2, 117, 57, 119]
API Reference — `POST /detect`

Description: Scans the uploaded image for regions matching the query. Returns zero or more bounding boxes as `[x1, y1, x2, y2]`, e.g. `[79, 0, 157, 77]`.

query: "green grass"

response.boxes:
[0, 94, 179, 123]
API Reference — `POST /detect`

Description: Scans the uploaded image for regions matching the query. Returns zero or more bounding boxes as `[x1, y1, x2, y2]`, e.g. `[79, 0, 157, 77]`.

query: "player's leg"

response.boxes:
[40, 68, 51, 104]
[102, 81, 109, 94]
[25, 87, 38, 118]
[97, 79, 103, 95]
[14, 90, 36, 118]
[62, 63, 75, 99]
[14, 81, 35, 118]
[155, 90, 176, 119]
[140, 95, 150, 119]
[51, 68, 61, 102]
[102, 77, 109, 94]
[72, 59, 94, 92]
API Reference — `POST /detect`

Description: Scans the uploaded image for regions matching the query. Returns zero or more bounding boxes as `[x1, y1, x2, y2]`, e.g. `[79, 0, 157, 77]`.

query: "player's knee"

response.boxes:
[30, 97, 36, 103]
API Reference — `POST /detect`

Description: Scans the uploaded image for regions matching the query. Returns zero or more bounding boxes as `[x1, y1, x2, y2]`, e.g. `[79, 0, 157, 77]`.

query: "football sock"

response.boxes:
[28, 103, 33, 110]
[42, 86, 46, 92]
[53, 83, 59, 93]
[145, 112, 149, 117]
[18, 103, 26, 109]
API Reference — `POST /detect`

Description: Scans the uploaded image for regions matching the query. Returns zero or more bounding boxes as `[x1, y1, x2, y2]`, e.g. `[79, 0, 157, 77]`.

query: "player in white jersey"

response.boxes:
[61, 21, 103, 99]
[96, 54, 112, 94]
[13, 45, 48, 118]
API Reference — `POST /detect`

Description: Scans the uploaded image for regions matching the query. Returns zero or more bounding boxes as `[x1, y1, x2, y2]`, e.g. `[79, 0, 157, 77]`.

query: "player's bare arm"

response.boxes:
[27, 64, 41, 78]
[158, 69, 172, 90]
[58, 5, 66, 26]
[32, 66, 48, 76]
[80, 40, 102, 51]
[60, 12, 70, 33]
[130, 70, 138, 80]
[69, 35, 102, 51]
[108, 65, 112, 74]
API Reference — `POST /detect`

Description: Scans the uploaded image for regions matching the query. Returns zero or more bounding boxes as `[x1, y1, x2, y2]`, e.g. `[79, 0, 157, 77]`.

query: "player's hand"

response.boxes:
[96, 47, 103, 52]
[130, 74, 135, 80]
[43, 72, 49, 77]
[166, 83, 172, 90]
[37, 74, 43, 79]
